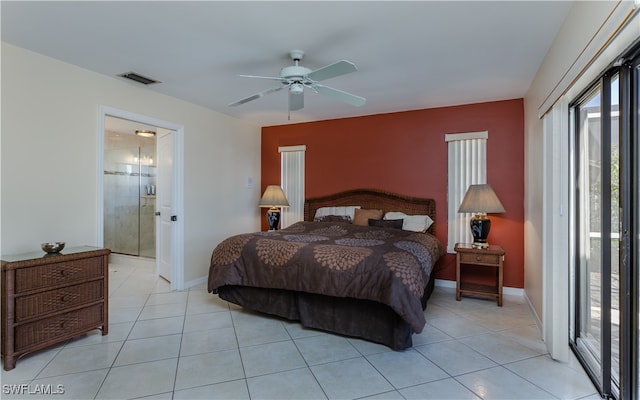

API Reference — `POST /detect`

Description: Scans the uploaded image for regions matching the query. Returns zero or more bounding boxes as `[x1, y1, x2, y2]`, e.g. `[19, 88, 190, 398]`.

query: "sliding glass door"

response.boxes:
[630, 54, 640, 400]
[571, 47, 638, 399]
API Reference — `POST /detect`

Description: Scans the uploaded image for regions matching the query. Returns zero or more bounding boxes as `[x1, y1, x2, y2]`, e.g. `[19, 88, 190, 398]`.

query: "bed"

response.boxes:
[207, 189, 444, 349]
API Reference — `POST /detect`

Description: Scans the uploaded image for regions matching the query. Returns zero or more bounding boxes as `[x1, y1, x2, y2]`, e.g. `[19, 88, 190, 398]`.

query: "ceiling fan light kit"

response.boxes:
[290, 83, 304, 95]
[229, 49, 366, 115]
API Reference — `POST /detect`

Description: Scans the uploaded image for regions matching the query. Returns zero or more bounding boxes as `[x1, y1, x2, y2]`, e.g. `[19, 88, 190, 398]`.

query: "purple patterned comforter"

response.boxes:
[208, 221, 444, 333]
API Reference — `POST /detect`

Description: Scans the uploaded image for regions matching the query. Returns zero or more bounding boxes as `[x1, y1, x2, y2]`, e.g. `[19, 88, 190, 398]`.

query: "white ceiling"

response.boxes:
[2, 1, 573, 128]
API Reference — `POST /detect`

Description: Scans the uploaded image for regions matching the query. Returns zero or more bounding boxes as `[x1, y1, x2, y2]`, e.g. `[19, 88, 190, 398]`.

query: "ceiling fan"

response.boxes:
[228, 50, 366, 114]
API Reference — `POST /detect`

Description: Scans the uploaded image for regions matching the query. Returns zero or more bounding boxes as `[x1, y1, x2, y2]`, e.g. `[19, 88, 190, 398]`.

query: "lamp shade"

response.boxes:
[258, 185, 290, 208]
[458, 184, 505, 214]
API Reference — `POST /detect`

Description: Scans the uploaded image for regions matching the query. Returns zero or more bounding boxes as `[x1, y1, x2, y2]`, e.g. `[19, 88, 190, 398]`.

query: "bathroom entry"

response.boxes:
[103, 116, 158, 259]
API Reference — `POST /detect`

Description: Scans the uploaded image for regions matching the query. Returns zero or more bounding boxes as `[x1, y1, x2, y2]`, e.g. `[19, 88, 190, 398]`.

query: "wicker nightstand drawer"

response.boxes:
[15, 258, 103, 293]
[15, 280, 104, 322]
[459, 252, 500, 265]
[14, 304, 104, 352]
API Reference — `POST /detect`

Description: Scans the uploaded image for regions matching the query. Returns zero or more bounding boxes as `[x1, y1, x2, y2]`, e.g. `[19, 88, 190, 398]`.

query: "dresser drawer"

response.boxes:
[14, 304, 104, 352]
[14, 258, 103, 293]
[14, 280, 104, 322]
[459, 252, 500, 265]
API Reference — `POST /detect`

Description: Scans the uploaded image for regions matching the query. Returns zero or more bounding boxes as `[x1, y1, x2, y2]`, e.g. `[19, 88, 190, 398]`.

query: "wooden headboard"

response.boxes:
[304, 189, 436, 234]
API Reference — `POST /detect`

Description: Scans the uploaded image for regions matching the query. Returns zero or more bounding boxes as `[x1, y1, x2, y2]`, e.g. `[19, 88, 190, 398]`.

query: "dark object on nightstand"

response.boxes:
[1, 246, 110, 370]
[454, 243, 505, 306]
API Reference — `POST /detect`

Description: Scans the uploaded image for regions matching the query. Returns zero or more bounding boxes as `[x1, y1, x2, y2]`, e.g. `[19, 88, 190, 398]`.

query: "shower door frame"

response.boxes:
[97, 105, 185, 291]
[103, 142, 156, 258]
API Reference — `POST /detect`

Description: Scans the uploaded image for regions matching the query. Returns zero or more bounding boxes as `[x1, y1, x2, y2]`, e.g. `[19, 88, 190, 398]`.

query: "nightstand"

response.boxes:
[454, 243, 505, 306]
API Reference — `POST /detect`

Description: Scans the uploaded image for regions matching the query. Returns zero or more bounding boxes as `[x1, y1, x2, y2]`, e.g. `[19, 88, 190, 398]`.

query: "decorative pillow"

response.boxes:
[384, 211, 434, 232]
[313, 206, 361, 222]
[314, 215, 352, 223]
[353, 208, 384, 226]
[368, 218, 404, 229]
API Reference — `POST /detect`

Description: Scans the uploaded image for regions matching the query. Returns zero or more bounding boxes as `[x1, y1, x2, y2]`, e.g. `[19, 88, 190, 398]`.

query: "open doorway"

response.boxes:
[103, 116, 158, 258]
[98, 106, 185, 290]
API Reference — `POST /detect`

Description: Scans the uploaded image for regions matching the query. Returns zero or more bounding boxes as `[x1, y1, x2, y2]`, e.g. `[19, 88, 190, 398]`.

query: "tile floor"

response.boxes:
[1, 258, 600, 400]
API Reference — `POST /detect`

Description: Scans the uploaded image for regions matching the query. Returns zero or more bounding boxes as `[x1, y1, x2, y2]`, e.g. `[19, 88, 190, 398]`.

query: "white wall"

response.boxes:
[1, 42, 262, 284]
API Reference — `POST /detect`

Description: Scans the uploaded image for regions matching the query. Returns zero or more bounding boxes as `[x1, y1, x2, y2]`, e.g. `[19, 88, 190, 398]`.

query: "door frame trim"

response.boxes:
[97, 105, 185, 290]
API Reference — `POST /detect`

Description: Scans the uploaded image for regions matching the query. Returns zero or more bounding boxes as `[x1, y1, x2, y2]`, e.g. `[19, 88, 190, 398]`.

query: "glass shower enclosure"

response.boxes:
[104, 131, 156, 258]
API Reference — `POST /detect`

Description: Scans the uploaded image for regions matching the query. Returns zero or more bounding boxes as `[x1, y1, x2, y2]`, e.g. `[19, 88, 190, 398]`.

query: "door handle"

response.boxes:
[155, 211, 161, 216]
[171, 215, 177, 222]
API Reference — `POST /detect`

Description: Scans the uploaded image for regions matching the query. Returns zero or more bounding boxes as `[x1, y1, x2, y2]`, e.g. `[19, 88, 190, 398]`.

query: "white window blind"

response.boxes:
[445, 131, 488, 253]
[279, 145, 306, 228]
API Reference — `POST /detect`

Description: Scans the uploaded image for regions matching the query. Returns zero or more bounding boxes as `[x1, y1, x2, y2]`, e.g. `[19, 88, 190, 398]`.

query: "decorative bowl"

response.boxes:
[41, 242, 65, 254]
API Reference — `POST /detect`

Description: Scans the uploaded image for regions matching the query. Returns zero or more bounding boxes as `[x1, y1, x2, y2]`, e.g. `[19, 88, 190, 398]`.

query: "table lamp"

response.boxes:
[458, 184, 505, 248]
[258, 185, 290, 230]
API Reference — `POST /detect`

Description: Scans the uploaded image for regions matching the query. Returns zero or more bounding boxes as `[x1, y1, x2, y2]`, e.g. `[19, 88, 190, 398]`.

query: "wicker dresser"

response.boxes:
[1, 246, 110, 370]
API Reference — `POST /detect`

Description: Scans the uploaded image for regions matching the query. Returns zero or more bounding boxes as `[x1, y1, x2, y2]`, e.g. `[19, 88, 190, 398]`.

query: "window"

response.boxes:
[445, 131, 488, 252]
[279, 145, 306, 228]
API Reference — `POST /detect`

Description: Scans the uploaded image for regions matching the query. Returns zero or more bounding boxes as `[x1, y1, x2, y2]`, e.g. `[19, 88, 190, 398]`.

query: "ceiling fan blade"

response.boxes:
[306, 60, 357, 82]
[228, 85, 285, 107]
[238, 74, 284, 81]
[313, 84, 366, 107]
[289, 90, 304, 111]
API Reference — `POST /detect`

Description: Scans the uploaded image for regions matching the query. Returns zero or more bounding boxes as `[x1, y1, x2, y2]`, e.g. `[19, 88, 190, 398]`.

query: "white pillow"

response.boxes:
[384, 211, 434, 232]
[314, 206, 361, 222]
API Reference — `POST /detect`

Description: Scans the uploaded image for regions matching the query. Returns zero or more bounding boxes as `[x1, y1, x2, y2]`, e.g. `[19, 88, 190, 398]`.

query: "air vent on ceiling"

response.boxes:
[118, 72, 160, 85]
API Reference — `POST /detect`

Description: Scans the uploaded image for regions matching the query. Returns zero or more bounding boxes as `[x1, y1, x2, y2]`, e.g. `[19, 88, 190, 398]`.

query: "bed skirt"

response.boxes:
[216, 272, 435, 350]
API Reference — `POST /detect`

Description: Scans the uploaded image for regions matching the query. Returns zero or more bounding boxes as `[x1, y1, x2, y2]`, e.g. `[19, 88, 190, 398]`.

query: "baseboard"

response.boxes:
[434, 279, 456, 288]
[185, 276, 208, 290]
[523, 291, 543, 331]
[434, 278, 524, 296]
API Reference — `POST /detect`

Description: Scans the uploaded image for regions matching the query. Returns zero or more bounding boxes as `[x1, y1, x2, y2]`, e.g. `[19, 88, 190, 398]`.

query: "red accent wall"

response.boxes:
[261, 99, 524, 288]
